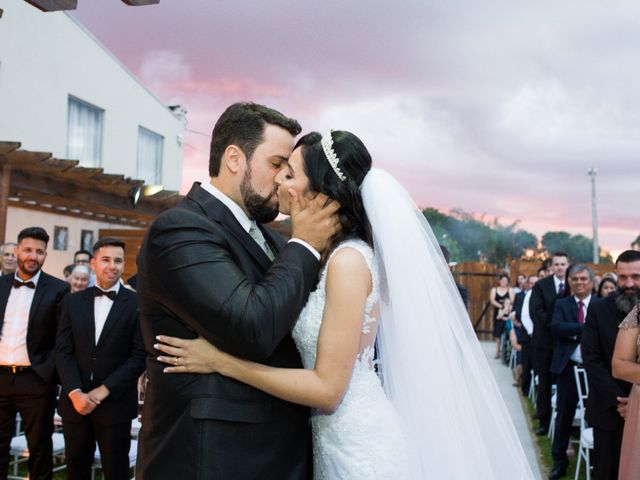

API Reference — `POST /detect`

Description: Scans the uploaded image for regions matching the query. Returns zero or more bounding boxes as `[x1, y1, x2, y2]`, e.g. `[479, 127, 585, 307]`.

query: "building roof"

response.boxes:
[0, 141, 181, 228]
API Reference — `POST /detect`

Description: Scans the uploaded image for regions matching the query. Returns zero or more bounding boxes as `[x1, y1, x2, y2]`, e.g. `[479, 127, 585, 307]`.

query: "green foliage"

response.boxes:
[422, 207, 537, 265]
[542, 231, 613, 264]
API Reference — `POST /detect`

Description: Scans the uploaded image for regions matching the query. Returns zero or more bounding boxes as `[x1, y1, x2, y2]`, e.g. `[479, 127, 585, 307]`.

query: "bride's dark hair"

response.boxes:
[294, 130, 373, 262]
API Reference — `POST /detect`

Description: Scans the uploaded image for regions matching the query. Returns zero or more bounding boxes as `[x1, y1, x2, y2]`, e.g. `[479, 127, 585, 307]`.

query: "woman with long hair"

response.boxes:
[155, 130, 534, 479]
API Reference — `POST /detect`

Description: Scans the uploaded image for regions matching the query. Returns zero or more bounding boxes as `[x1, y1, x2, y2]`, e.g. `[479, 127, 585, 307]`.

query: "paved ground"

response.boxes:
[480, 341, 544, 479]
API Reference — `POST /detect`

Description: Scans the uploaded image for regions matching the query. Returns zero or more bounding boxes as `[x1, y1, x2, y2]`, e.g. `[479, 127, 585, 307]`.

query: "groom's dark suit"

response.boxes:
[136, 183, 320, 479]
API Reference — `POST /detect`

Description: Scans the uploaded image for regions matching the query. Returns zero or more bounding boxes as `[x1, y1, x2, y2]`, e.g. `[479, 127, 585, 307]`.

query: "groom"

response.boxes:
[135, 102, 339, 479]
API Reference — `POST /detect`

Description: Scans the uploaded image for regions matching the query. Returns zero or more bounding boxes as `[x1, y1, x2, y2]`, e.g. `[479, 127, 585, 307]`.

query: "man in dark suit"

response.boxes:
[513, 274, 538, 395]
[549, 264, 594, 479]
[136, 103, 340, 479]
[530, 251, 569, 435]
[56, 237, 145, 479]
[0, 227, 69, 479]
[581, 250, 640, 480]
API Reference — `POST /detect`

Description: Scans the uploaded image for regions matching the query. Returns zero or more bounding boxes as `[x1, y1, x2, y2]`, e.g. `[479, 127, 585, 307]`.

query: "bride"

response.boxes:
[155, 130, 534, 479]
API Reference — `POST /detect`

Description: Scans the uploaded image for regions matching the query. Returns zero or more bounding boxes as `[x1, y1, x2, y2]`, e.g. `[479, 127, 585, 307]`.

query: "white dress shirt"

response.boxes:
[201, 181, 320, 260]
[570, 294, 591, 364]
[94, 282, 120, 344]
[0, 270, 42, 366]
[553, 275, 565, 294]
[520, 289, 534, 335]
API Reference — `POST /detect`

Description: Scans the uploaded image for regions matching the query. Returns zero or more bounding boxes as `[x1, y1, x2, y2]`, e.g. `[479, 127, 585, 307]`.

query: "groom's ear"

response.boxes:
[223, 145, 246, 175]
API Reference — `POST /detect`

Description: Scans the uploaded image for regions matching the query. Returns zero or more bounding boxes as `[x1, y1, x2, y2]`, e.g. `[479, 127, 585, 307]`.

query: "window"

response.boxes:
[66, 96, 103, 167]
[137, 127, 163, 184]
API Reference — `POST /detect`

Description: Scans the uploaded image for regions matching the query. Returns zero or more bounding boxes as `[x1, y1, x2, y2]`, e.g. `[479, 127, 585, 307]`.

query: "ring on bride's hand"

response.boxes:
[174, 357, 179, 366]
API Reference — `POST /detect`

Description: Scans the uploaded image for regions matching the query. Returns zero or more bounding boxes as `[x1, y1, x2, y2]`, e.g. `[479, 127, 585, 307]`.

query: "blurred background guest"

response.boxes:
[68, 265, 90, 293]
[598, 277, 618, 298]
[0, 242, 17, 276]
[490, 274, 515, 358]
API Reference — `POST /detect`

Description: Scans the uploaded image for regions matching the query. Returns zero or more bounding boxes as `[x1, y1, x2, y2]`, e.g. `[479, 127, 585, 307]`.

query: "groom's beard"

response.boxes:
[240, 167, 279, 224]
[614, 286, 640, 315]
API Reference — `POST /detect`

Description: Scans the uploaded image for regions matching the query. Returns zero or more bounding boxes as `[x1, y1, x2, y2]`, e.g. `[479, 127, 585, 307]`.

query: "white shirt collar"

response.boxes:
[574, 294, 591, 308]
[200, 181, 253, 233]
[553, 275, 564, 290]
[14, 269, 42, 286]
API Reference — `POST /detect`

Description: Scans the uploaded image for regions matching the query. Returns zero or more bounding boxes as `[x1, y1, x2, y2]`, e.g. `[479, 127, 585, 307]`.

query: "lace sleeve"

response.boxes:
[619, 305, 640, 330]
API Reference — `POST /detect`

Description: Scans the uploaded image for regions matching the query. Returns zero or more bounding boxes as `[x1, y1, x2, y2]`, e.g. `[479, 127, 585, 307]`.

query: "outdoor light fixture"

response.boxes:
[129, 186, 142, 206]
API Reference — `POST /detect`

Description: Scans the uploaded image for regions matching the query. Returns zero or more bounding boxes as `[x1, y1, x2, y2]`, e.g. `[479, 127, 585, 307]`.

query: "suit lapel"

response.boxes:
[261, 224, 285, 254]
[96, 289, 128, 350]
[186, 183, 272, 271]
[27, 272, 48, 331]
[81, 289, 96, 347]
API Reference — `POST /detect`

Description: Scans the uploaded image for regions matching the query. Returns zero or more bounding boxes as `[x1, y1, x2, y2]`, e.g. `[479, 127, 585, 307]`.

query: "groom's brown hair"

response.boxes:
[209, 102, 301, 177]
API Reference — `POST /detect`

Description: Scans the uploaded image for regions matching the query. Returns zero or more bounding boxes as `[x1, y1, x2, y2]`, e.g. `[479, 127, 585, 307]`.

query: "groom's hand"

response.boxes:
[289, 189, 341, 253]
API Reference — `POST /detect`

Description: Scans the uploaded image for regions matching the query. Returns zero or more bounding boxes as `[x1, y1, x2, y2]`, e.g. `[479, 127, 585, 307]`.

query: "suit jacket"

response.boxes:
[512, 290, 530, 343]
[135, 183, 319, 479]
[530, 275, 560, 350]
[56, 287, 145, 425]
[0, 271, 69, 385]
[550, 296, 584, 375]
[581, 295, 632, 430]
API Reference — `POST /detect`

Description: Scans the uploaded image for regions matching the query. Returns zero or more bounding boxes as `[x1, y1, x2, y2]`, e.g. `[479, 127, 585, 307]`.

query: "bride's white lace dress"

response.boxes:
[292, 239, 410, 479]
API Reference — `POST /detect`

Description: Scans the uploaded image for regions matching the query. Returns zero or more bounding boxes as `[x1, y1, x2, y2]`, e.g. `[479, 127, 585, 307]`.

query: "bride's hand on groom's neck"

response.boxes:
[290, 189, 342, 254]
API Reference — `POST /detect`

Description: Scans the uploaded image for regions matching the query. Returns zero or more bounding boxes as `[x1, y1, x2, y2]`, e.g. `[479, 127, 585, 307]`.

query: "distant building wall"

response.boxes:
[0, 0, 185, 190]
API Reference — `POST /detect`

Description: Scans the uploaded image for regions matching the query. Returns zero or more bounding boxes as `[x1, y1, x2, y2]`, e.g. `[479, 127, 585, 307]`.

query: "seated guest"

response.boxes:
[56, 238, 146, 480]
[549, 264, 594, 479]
[68, 265, 90, 293]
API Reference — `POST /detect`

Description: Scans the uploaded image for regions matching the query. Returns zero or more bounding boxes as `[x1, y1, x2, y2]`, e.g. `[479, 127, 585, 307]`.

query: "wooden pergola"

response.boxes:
[0, 141, 182, 244]
[23, 0, 159, 11]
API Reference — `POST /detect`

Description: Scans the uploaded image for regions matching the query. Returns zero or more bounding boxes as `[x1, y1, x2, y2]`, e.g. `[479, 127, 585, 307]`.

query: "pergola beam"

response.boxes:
[23, 0, 77, 12]
[121, 0, 159, 5]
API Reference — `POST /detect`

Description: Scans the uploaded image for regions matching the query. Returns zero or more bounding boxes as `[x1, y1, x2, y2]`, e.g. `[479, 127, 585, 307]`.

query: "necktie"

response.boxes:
[249, 223, 275, 261]
[12, 279, 35, 289]
[558, 282, 565, 296]
[577, 300, 585, 325]
[94, 287, 117, 301]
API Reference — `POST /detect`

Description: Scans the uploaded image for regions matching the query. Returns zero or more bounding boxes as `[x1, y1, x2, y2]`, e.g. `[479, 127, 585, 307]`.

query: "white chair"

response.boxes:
[92, 438, 138, 480]
[130, 417, 142, 439]
[528, 371, 538, 403]
[573, 366, 593, 480]
[548, 384, 558, 440]
[8, 432, 66, 480]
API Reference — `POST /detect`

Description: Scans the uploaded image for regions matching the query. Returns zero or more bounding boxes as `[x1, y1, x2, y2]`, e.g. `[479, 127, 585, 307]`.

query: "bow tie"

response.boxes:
[94, 287, 117, 301]
[12, 279, 35, 289]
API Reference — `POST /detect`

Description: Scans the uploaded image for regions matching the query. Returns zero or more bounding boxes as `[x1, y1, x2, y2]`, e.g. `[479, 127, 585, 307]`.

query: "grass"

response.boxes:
[524, 395, 588, 480]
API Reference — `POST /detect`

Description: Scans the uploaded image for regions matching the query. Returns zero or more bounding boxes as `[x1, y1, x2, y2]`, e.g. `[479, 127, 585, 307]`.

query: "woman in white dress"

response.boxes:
[155, 130, 534, 479]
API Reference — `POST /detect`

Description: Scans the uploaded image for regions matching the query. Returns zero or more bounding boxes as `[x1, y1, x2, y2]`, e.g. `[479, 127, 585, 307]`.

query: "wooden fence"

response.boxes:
[453, 260, 615, 341]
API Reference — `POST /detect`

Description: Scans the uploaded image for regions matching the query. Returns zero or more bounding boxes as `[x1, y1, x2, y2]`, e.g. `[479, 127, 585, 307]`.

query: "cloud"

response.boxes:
[70, 1, 640, 251]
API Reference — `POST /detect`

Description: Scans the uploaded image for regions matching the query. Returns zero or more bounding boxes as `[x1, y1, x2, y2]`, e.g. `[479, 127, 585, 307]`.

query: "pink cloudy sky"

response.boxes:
[69, 1, 639, 256]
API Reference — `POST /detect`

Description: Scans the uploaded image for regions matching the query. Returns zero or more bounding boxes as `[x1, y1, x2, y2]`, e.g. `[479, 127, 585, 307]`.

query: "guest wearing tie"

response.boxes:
[530, 251, 569, 435]
[548, 264, 594, 479]
[56, 237, 145, 480]
[0, 227, 69, 480]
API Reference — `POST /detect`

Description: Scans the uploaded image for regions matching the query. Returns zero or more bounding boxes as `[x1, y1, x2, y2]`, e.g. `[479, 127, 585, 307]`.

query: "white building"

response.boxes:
[0, 0, 185, 277]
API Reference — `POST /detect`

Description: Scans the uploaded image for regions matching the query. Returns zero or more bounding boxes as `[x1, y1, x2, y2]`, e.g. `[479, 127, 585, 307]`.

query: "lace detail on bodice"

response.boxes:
[293, 238, 379, 371]
[619, 305, 640, 361]
[291, 239, 408, 479]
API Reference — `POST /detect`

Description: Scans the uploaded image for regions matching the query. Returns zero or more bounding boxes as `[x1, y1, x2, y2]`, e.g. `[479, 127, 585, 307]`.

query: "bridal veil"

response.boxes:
[361, 168, 534, 479]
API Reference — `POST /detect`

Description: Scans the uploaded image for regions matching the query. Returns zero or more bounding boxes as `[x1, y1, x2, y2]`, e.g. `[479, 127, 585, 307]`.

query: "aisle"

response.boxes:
[480, 341, 543, 479]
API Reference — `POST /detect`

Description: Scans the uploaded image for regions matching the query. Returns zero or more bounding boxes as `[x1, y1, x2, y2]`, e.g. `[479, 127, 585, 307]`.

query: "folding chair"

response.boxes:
[573, 366, 593, 480]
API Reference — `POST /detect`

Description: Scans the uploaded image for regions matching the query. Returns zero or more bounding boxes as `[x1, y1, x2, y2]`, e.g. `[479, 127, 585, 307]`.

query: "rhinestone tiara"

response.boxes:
[320, 131, 346, 182]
